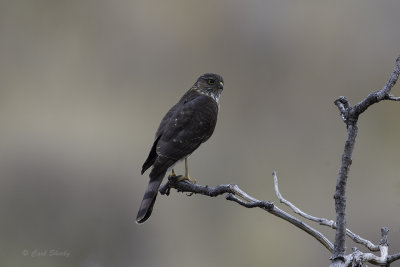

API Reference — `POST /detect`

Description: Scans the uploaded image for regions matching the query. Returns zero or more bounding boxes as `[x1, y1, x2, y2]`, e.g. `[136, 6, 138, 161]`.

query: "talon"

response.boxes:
[168, 169, 177, 178]
[176, 175, 196, 196]
[176, 175, 196, 184]
[165, 186, 171, 195]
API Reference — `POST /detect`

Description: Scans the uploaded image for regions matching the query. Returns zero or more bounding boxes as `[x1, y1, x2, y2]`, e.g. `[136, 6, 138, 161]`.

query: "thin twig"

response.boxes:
[159, 175, 334, 252]
[352, 56, 400, 115]
[387, 252, 400, 264]
[334, 96, 350, 122]
[384, 94, 400, 101]
[344, 228, 390, 266]
[273, 172, 379, 252]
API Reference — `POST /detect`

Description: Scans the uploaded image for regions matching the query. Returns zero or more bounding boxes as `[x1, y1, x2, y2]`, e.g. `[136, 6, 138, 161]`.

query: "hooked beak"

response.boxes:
[218, 81, 224, 90]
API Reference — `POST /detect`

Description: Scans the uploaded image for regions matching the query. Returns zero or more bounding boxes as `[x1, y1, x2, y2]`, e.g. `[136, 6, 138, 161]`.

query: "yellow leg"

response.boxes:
[176, 157, 197, 183]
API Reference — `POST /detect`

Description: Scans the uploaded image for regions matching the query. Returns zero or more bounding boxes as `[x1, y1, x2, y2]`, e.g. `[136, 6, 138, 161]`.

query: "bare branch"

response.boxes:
[159, 171, 399, 266]
[273, 172, 379, 252]
[226, 193, 273, 209]
[345, 247, 388, 267]
[347, 230, 379, 252]
[340, 228, 390, 266]
[384, 94, 400, 101]
[387, 253, 400, 264]
[380, 227, 389, 246]
[159, 175, 334, 252]
[363, 227, 389, 265]
[352, 56, 400, 115]
[331, 56, 400, 266]
[273, 171, 323, 222]
[333, 123, 358, 263]
[334, 96, 351, 122]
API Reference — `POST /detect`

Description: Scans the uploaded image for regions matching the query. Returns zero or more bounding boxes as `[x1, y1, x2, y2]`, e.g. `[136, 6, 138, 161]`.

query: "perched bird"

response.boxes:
[136, 73, 224, 224]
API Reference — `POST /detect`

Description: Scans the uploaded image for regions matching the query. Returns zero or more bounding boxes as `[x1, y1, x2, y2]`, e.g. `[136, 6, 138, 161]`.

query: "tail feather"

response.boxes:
[141, 135, 161, 175]
[136, 169, 167, 224]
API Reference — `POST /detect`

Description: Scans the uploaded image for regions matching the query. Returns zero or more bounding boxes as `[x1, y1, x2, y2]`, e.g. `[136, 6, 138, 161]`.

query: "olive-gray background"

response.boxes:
[1, 1, 400, 266]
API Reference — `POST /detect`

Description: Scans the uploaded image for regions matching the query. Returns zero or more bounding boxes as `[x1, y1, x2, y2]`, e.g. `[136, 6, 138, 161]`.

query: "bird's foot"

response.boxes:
[167, 173, 197, 195]
[176, 175, 197, 184]
[176, 175, 197, 196]
[166, 169, 179, 192]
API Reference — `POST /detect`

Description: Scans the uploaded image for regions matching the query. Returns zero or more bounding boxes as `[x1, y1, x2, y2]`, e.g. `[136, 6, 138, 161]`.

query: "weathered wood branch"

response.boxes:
[159, 172, 399, 266]
[331, 56, 400, 267]
[159, 174, 334, 252]
[273, 172, 379, 252]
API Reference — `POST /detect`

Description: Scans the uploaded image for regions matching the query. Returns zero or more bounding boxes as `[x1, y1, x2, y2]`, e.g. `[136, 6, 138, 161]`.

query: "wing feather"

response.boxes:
[156, 94, 218, 161]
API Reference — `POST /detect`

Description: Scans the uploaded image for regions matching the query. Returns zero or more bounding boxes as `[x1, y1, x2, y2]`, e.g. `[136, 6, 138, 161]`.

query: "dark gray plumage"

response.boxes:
[136, 73, 224, 224]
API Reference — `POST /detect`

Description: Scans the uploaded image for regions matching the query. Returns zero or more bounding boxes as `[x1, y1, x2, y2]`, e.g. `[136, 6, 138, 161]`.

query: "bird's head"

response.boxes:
[193, 73, 224, 103]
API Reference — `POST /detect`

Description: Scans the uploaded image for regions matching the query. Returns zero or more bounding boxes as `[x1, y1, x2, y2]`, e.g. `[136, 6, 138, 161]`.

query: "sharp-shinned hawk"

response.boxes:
[136, 73, 224, 224]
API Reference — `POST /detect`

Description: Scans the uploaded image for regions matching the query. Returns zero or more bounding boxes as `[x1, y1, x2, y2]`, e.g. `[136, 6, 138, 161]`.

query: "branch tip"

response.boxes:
[380, 227, 389, 246]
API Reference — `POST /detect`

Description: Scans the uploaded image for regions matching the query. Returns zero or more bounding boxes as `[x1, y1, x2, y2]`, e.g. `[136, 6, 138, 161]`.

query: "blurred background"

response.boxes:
[1, 0, 400, 266]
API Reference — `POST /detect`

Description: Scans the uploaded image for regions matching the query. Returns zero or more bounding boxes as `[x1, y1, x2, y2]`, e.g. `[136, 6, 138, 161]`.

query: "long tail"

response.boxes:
[136, 167, 167, 224]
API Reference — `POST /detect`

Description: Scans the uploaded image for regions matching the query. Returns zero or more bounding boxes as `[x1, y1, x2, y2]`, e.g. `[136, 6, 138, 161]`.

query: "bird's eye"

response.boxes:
[208, 79, 215, 85]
